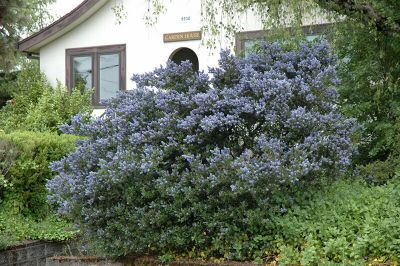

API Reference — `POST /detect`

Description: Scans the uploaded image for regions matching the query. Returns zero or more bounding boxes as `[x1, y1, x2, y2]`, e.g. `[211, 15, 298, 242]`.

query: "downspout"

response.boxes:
[15, 43, 40, 60]
[27, 53, 40, 60]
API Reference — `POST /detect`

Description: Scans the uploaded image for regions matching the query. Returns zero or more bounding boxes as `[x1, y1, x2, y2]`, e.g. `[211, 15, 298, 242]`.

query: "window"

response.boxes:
[235, 24, 332, 57]
[66, 44, 126, 107]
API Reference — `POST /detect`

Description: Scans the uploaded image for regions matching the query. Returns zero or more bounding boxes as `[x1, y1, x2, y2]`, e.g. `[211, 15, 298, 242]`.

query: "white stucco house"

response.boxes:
[18, 0, 330, 111]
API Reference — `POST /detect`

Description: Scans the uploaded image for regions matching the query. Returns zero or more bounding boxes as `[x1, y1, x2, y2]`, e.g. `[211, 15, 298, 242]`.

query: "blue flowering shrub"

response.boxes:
[48, 42, 357, 258]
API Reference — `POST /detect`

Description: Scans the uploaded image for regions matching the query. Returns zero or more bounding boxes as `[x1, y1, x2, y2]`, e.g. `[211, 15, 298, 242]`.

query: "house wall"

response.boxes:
[39, 0, 262, 91]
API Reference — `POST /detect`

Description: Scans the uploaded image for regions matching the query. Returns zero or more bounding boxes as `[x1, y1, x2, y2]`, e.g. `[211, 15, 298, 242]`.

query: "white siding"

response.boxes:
[40, 0, 259, 90]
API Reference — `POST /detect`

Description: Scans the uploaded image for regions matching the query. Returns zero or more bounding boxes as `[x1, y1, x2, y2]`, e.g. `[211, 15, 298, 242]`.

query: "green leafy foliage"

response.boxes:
[0, 131, 79, 250]
[0, 138, 18, 190]
[357, 155, 400, 185]
[0, 61, 88, 251]
[0, 213, 78, 251]
[0, 61, 49, 129]
[0, 131, 78, 218]
[334, 21, 400, 165]
[23, 82, 93, 132]
[175, 177, 400, 265]
[273, 178, 400, 265]
[0, 61, 92, 133]
[0, 71, 18, 108]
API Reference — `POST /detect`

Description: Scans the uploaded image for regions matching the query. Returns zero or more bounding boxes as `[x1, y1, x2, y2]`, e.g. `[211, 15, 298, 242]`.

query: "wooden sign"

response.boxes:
[163, 31, 202, 43]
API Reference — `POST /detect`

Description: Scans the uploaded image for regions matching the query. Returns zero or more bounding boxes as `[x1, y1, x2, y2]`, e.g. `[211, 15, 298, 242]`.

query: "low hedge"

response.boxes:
[0, 131, 78, 218]
[0, 131, 79, 249]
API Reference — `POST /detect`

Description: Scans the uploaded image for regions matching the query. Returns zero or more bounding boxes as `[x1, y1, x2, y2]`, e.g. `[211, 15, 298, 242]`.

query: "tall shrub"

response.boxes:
[334, 21, 400, 182]
[48, 42, 357, 257]
[0, 61, 92, 133]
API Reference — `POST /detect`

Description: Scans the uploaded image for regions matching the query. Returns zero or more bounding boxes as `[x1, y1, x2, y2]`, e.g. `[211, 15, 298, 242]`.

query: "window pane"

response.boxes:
[244, 39, 261, 57]
[99, 53, 120, 101]
[306, 34, 320, 41]
[72, 56, 92, 91]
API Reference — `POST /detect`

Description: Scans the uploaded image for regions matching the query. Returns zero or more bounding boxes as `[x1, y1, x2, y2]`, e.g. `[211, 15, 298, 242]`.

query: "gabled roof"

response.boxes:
[18, 0, 109, 53]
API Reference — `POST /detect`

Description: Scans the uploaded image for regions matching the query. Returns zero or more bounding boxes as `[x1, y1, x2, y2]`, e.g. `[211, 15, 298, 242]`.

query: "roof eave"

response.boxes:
[18, 0, 109, 53]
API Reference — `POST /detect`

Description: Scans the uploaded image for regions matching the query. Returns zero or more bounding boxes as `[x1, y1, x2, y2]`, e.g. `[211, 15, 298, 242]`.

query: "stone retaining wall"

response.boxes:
[0, 240, 70, 266]
[46, 257, 122, 266]
[1, 243, 263, 266]
[45, 256, 260, 266]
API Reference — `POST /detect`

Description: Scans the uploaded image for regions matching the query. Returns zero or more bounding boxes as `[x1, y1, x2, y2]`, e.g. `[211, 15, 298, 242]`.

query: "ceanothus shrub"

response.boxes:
[47, 42, 357, 258]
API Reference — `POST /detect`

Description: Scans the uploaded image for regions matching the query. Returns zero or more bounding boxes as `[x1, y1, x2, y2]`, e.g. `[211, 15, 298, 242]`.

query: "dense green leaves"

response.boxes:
[315, 0, 400, 35]
[0, 62, 89, 249]
[0, 61, 92, 133]
[0, 131, 78, 217]
[274, 177, 400, 265]
[0, 131, 79, 249]
[334, 21, 400, 165]
[0, 213, 78, 250]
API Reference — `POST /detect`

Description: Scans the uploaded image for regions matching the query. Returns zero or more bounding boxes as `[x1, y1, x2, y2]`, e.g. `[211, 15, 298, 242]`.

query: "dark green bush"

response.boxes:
[334, 17, 400, 166]
[0, 71, 18, 108]
[355, 118, 400, 185]
[357, 157, 400, 185]
[0, 131, 78, 218]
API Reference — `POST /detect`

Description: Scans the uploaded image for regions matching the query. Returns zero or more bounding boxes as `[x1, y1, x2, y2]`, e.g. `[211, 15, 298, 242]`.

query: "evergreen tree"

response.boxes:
[0, 0, 55, 69]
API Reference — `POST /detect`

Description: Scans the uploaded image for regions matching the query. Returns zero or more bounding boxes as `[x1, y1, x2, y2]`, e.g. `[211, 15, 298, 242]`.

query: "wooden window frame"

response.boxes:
[66, 44, 126, 108]
[235, 23, 333, 55]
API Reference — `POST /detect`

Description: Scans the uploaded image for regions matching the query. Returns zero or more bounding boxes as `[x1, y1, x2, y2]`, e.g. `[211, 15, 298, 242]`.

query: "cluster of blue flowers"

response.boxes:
[47, 42, 357, 257]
